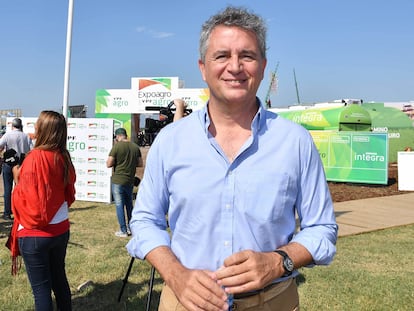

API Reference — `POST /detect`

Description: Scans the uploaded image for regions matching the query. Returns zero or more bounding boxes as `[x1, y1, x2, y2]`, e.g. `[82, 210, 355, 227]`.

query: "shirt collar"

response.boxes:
[200, 97, 265, 135]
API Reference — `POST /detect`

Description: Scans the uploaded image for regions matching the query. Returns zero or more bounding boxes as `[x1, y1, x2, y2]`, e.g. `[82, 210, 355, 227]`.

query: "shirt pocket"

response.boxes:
[237, 170, 296, 223]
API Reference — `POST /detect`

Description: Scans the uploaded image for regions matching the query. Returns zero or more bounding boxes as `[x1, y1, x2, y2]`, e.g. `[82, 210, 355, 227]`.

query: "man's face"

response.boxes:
[198, 25, 267, 106]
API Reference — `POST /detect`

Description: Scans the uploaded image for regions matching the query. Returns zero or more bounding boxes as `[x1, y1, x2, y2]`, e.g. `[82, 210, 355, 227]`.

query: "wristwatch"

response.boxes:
[274, 250, 294, 276]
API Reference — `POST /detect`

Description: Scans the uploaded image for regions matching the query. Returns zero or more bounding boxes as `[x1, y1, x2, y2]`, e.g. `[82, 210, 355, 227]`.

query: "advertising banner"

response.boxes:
[95, 77, 209, 115]
[310, 131, 388, 184]
[173, 88, 209, 111]
[67, 118, 113, 203]
[94, 113, 131, 136]
[131, 76, 179, 91]
[7, 117, 114, 203]
[131, 77, 179, 108]
[95, 89, 142, 114]
[278, 107, 344, 130]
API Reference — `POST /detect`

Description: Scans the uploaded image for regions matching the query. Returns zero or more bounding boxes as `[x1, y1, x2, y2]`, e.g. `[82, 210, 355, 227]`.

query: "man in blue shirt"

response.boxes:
[127, 6, 337, 311]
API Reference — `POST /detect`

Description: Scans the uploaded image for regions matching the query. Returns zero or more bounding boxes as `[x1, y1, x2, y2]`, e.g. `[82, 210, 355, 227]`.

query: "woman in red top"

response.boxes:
[9, 111, 76, 311]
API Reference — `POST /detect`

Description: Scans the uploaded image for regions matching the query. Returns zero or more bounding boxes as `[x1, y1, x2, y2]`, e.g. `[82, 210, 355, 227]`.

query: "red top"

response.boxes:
[17, 220, 70, 238]
[12, 149, 76, 230]
[7, 149, 76, 274]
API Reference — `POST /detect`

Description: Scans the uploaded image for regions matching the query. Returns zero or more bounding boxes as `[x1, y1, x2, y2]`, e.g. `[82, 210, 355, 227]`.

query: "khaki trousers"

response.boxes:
[158, 278, 299, 311]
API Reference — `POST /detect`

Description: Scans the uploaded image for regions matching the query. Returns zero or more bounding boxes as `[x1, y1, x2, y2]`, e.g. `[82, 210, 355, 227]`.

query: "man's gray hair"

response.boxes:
[199, 6, 267, 63]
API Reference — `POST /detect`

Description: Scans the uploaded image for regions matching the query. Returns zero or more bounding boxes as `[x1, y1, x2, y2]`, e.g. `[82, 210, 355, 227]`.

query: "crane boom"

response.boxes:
[293, 68, 301, 104]
[264, 62, 279, 108]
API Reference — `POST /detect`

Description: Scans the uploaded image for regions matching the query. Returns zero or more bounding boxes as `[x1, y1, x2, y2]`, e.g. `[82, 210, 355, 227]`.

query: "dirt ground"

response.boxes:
[139, 147, 405, 203]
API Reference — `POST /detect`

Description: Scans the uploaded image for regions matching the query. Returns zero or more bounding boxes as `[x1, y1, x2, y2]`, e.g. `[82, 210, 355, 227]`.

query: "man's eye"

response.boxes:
[241, 55, 255, 61]
[214, 55, 228, 61]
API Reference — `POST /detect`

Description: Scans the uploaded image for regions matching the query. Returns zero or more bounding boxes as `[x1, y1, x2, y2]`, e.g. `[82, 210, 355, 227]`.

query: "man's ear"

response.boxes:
[198, 59, 207, 82]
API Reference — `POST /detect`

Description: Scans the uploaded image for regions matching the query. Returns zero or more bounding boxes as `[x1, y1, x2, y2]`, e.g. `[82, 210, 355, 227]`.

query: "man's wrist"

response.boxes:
[274, 249, 294, 276]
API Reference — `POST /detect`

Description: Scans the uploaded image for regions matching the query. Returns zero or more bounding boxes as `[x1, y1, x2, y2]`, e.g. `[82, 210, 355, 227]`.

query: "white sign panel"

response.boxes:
[67, 118, 113, 203]
[398, 152, 414, 191]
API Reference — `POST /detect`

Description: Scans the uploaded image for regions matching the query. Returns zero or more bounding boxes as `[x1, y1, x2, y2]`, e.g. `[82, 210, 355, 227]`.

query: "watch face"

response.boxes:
[285, 258, 294, 272]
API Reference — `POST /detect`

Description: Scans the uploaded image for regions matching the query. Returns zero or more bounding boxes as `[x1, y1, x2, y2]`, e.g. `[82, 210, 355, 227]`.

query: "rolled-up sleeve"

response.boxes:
[291, 133, 338, 265]
[126, 140, 171, 259]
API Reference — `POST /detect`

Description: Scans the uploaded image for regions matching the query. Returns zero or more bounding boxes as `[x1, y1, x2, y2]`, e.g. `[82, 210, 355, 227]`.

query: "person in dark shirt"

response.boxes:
[107, 128, 143, 237]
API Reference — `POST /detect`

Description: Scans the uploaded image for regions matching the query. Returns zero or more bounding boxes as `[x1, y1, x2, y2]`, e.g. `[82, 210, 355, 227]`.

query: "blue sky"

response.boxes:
[1, 0, 413, 117]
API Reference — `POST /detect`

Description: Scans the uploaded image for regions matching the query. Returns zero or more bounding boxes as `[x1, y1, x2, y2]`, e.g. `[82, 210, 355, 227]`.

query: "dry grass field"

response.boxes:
[0, 146, 412, 310]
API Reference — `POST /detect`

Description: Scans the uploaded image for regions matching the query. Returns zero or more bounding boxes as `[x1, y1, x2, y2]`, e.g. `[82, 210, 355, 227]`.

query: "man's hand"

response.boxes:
[173, 99, 188, 122]
[168, 268, 229, 311]
[12, 165, 21, 184]
[146, 246, 229, 310]
[213, 250, 283, 295]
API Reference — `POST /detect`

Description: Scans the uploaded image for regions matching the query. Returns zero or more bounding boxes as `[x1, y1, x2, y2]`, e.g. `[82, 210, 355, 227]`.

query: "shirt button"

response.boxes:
[224, 241, 230, 246]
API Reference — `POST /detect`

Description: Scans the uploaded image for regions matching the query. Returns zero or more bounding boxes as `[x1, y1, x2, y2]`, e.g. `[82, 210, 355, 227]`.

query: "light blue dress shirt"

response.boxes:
[127, 102, 338, 277]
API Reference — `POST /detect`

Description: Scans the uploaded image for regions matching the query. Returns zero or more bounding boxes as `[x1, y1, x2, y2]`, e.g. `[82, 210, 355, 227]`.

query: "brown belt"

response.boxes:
[233, 281, 279, 299]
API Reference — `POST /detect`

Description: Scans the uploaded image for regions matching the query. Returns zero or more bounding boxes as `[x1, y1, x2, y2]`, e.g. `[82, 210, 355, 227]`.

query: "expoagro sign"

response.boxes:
[95, 77, 209, 114]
